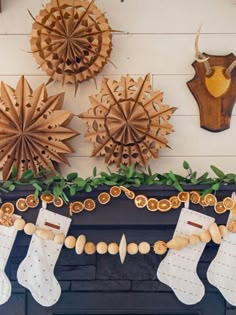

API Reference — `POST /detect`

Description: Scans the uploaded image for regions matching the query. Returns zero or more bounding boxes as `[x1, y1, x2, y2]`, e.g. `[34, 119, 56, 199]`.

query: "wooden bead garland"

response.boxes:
[75, 235, 86, 255]
[138, 242, 151, 254]
[108, 243, 119, 255]
[11, 217, 236, 264]
[153, 241, 167, 255]
[14, 218, 26, 231]
[65, 236, 76, 249]
[84, 242, 96, 255]
[24, 223, 36, 235]
[189, 234, 200, 245]
[127, 243, 138, 255]
[54, 234, 65, 245]
[96, 242, 108, 255]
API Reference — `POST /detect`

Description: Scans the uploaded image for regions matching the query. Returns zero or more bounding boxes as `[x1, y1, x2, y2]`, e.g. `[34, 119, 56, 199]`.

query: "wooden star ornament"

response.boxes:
[30, 0, 113, 92]
[79, 74, 176, 168]
[0, 76, 79, 179]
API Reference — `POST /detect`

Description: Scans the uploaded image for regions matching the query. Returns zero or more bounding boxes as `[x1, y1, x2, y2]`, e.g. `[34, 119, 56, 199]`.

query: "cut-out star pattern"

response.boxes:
[30, 0, 113, 91]
[0, 76, 78, 179]
[79, 74, 176, 168]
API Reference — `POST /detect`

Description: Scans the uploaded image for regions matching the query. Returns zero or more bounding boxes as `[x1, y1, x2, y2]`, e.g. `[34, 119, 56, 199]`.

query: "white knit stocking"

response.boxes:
[0, 215, 19, 305]
[157, 208, 215, 305]
[207, 212, 236, 305]
[17, 209, 71, 307]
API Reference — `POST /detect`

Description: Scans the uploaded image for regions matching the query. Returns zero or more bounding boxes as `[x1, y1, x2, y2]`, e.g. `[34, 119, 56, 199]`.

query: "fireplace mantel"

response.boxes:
[1, 185, 235, 314]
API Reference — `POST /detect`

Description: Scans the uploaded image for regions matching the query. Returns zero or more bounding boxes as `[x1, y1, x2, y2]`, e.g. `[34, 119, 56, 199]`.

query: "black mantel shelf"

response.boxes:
[1, 185, 236, 315]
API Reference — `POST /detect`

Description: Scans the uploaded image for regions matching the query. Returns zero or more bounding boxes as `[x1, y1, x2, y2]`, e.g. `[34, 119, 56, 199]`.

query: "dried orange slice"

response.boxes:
[189, 191, 201, 204]
[169, 196, 181, 209]
[110, 186, 121, 197]
[125, 190, 136, 199]
[120, 185, 130, 193]
[84, 198, 96, 211]
[223, 197, 235, 210]
[26, 194, 39, 208]
[177, 192, 190, 202]
[16, 198, 28, 212]
[146, 198, 159, 211]
[69, 201, 84, 215]
[1, 202, 14, 215]
[98, 192, 111, 205]
[158, 199, 172, 212]
[53, 197, 64, 208]
[40, 193, 54, 203]
[204, 194, 217, 206]
[199, 197, 208, 208]
[214, 201, 227, 214]
[134, 195, 148, 208]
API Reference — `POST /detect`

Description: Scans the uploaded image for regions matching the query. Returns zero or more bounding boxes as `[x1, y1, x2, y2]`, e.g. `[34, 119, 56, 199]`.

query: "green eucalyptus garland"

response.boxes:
[0, 161, 235, 203]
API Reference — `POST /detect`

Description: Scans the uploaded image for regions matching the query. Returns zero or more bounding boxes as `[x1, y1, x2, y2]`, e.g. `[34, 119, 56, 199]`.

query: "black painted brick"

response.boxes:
[58, 248, 96, 265]
[55, 265, 96, 280]
[96, 252, 160, 280]
[132, 280, 218, 292]
[71, 280, 131, 291]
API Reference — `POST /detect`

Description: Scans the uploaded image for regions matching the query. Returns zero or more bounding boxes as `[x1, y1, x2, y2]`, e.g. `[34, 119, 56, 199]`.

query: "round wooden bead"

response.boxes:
[200, 230, 211, 243]
[138, 242, 150, 254]
[54, 233, 65, 245]
[209, 223, 222, 244]
[189, 234, 200, 246]
[35, 229, 54, 240]
[84, 242, 96, 255]
[127, 243, 138, 255]
[14, 218, 26, 231]
[65, 236, 76, 249]
[167, 236, 189, 250]
[153, 241, 167, 255]
[219, 225, 227, 237]
[75, 234, 86, 255]
[24, 223, 36, 235]
[96, 242, 108, 254]
[228, 220, 236, 233]
[108, 243, 119, 255]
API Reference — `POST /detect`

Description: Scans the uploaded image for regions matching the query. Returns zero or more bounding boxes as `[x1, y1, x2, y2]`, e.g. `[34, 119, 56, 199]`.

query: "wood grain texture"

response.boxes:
[187, 54, 236, 132]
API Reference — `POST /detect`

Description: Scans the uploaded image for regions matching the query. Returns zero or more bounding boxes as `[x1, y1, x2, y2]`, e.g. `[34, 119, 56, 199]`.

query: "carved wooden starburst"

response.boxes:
[79, 74, 176, 168]
[0, 76, 79, 180]
[30, 0, 112, 91]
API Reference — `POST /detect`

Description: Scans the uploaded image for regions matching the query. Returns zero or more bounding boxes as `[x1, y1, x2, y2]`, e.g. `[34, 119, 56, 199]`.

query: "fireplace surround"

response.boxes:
[1, 185, 235, 315]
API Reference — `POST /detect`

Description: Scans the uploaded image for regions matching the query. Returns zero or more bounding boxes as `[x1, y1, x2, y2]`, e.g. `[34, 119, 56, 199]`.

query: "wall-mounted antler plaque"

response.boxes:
[187, 28, 236, 132]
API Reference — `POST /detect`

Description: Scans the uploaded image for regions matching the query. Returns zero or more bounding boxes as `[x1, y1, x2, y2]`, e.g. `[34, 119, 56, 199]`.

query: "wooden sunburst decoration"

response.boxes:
[79, 74, 177, 168]
[30, 0, 113, 91]
[0, 76, 79, 180]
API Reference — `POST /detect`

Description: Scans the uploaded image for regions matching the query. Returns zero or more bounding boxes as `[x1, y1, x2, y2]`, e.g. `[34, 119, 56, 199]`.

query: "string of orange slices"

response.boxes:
[0, 186, 235, 218]
[68, 186, 236, 216]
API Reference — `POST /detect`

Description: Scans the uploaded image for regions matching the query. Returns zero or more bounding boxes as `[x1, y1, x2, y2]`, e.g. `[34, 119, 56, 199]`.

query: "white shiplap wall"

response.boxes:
[1, 0, 236, 178]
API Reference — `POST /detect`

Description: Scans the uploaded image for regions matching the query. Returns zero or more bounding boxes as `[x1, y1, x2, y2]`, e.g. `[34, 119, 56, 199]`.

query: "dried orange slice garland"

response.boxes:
[6, 187, 236, 217]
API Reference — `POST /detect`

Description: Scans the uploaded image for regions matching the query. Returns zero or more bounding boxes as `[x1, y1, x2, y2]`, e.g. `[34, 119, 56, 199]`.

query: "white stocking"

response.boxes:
[157, 208, 215, 305]
[207, 212, 236, 305]
[17, 208, 71, 307]
[0, 215, 19, 305]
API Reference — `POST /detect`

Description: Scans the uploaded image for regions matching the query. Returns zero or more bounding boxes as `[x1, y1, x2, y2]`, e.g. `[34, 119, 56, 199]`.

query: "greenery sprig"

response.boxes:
[0, 162, 235, 203]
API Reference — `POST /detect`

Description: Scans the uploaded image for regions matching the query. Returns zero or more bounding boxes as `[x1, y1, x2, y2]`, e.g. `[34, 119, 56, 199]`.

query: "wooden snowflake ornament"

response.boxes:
[79, 74, 176, 168]
[0, 76, 79, 180]
[30, 0, 112, 91]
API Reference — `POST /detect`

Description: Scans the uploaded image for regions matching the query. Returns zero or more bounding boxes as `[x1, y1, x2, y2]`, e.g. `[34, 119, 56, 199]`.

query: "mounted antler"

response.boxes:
[195, 26, 212, 75]
[225, 59, 236, 77]
[188, 27, 236, 132]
